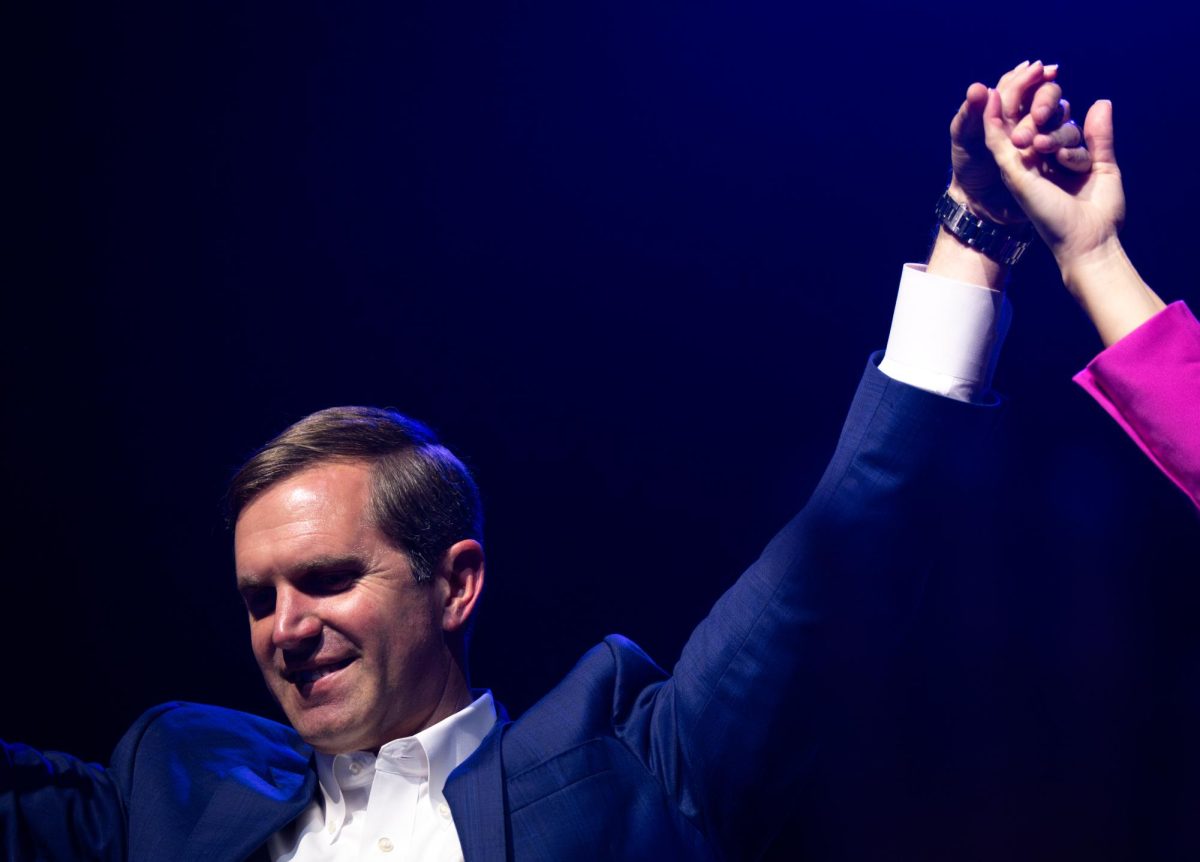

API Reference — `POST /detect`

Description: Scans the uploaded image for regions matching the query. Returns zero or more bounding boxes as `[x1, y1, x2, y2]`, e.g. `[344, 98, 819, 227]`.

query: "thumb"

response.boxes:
[1082, 99, 1117, 167]
[950, 82, 989, 146]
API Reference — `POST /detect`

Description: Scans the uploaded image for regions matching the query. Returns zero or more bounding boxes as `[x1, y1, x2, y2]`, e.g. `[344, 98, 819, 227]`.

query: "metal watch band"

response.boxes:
[934, 190, 1034, 266]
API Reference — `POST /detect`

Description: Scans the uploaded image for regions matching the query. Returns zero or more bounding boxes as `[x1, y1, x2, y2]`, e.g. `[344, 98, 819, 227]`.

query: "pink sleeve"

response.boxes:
[1074, 301, 1200, 509]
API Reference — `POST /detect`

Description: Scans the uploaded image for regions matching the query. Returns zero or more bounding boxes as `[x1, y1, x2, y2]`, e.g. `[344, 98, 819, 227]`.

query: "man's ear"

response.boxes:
[435, 539, 485, 634]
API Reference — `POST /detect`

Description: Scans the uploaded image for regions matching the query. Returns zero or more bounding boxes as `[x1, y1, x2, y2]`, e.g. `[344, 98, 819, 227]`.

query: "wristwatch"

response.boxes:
[935, 190, 1033, 266]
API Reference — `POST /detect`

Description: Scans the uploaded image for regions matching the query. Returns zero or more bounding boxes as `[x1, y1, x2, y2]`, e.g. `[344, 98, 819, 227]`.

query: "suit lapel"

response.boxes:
[445, 719, 512, 862]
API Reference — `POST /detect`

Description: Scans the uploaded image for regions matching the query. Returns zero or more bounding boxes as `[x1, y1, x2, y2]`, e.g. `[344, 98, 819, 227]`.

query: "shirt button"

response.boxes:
[377, 837, 394, 853]
[348, 762, 362, 775]
[327, 822, 337, 835]
[437, 802, 451, 819]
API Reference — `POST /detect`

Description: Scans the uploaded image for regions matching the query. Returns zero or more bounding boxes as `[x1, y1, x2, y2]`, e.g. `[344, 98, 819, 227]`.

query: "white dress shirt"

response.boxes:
[269, 692, 497, 862]
[266, 263, 1003, 861]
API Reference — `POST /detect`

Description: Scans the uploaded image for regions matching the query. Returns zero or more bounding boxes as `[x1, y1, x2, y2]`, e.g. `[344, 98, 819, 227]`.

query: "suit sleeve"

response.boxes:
[610, 354, 1001, 858]
[1074, 300, 1200, 510]
[0, 742, 127, 861]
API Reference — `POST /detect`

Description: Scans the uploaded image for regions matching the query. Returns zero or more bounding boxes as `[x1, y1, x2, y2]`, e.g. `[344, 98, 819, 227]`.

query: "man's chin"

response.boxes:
[287, 707, 373, 754]
[266, 689, 363, 754]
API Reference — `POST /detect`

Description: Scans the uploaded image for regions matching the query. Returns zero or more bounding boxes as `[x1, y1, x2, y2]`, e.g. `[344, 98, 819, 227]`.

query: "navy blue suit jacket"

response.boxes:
[2, 359, 997, 861]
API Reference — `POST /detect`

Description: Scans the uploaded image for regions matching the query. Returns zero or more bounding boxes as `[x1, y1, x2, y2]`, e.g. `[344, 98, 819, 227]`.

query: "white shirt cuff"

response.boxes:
[878, 263, 1012, 403]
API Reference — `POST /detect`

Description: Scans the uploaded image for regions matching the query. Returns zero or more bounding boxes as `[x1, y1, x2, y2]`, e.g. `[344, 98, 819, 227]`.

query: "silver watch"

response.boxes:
[935, 191, 1033, 266]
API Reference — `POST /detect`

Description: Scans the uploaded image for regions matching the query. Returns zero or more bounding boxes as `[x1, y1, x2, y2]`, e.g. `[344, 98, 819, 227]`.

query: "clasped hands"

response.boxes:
[946, 60, 1162, 346]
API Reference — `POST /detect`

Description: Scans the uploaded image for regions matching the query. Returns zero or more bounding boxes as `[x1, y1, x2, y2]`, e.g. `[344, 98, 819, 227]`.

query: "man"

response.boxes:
[1, 62, 1083, 860]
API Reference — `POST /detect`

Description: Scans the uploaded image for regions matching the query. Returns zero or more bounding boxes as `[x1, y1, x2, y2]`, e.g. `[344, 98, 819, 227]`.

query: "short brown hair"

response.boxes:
[227, 406, 483, 583]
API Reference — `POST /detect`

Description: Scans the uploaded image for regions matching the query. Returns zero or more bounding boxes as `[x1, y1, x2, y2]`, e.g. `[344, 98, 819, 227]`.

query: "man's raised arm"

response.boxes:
[593, 60, 1092, 859]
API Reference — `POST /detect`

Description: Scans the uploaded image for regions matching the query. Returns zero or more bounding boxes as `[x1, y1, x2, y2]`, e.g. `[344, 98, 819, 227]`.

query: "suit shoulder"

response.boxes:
[108, 704, 314, 854]
[502, 636, 668, 769]
[126, 701, 298, 743]
[115, 702, 310, 775]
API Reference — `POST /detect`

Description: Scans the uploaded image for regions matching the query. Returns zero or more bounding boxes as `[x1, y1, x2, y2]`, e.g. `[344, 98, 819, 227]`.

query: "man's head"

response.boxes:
[229, 407, 485, 753]
[228, 407, 483, 583]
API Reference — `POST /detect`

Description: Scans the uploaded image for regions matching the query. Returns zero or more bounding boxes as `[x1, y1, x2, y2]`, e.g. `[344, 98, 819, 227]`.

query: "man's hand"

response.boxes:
[929, 61, 1089, 289]
[948, 60, 1090, 225]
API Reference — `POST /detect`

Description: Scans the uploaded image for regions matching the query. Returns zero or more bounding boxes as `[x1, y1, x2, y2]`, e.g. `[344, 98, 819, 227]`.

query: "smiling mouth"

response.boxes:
[284, 657, 355, 686]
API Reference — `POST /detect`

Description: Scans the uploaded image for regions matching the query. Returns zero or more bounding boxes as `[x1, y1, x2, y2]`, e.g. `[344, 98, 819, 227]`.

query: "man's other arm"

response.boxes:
[1, 742, 126, 861]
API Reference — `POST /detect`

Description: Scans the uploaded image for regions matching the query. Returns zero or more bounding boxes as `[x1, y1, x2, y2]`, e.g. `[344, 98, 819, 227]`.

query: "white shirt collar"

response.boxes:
[313, 691, 497, 840]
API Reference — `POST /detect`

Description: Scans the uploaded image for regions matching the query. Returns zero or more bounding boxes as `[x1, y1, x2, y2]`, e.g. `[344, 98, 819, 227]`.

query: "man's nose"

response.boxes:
[272, 587, 322, 650]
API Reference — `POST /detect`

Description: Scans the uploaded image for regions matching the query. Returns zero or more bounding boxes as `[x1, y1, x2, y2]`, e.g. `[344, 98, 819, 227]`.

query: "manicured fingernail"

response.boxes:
[1045, 64, 1059, 74]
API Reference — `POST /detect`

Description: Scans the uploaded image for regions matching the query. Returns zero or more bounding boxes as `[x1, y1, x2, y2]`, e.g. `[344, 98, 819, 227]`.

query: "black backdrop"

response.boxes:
[6, 3, 1198, 859]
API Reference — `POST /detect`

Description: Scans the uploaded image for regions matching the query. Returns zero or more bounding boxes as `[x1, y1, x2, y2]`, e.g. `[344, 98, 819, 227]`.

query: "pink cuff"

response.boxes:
[1074, 301, 1200, 509]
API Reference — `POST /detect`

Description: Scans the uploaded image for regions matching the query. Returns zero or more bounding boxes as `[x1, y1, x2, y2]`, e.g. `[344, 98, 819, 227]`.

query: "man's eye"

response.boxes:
[242, 589, 275, 618]
[315, 573, 355, 593]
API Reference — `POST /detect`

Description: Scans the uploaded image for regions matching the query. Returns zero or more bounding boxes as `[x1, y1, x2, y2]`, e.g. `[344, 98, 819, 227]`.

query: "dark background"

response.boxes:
[6, 3, 1198, 859]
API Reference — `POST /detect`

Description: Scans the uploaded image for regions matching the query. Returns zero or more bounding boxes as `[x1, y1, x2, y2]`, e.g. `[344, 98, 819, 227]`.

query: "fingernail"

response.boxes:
[1045, 64, 1059, 74]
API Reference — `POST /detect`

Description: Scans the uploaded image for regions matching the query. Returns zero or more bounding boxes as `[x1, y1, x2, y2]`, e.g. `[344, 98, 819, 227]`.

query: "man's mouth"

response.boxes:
[284, 657, 355, 686]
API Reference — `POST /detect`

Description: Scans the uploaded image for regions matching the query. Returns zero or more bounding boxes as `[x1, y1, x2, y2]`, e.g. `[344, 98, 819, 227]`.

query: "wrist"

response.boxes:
[932, 189, 1032, 279]
[1056, 237, 1128, 294]
[946, 178, 1027, 227]
[927, 227, 1008, 292]
[1057, 239, 1167, 347]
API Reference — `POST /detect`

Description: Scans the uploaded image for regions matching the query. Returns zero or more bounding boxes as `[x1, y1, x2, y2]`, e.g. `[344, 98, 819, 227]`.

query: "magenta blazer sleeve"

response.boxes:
[1074, 301, 1200, 509]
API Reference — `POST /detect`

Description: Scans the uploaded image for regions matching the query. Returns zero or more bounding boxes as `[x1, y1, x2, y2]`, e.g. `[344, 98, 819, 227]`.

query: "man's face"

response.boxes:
[234, 461, 453, 753]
